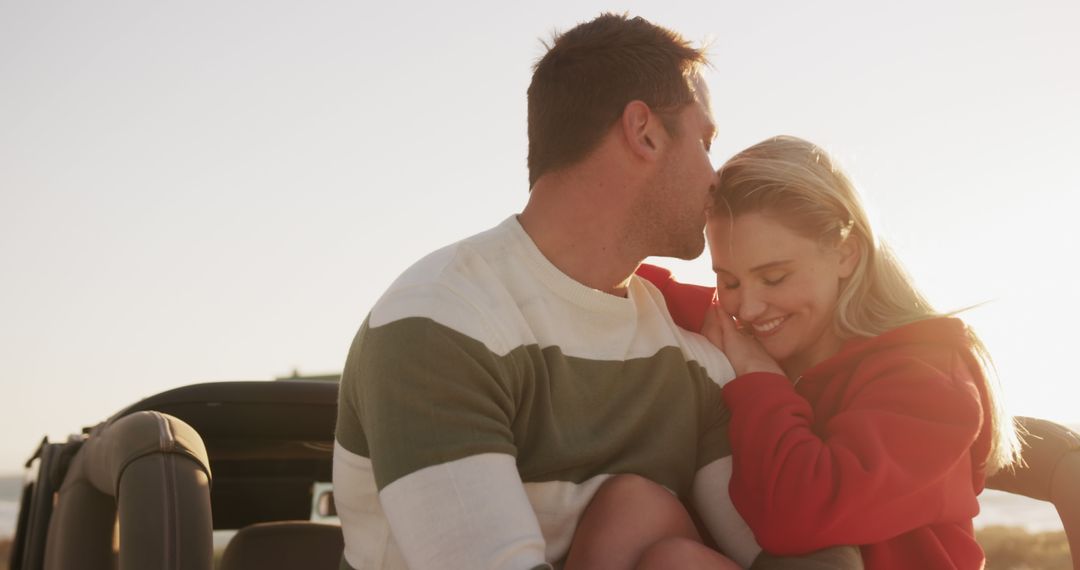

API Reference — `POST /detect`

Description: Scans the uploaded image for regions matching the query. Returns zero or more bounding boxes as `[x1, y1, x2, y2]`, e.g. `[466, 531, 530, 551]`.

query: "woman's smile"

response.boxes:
[749, 315, 789, 337]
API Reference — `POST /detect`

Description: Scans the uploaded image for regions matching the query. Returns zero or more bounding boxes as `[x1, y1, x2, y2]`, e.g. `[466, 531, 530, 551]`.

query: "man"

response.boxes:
[333, 14, 858, 570]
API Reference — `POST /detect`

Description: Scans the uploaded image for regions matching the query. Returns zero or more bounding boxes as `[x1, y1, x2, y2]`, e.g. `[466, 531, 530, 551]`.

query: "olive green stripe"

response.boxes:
[336, 317, 731, 494]
[336, 316, 373, 456]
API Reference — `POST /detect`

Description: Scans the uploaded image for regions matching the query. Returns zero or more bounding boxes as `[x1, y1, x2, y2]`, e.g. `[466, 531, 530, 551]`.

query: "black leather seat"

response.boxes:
[220, 521, 344, 570]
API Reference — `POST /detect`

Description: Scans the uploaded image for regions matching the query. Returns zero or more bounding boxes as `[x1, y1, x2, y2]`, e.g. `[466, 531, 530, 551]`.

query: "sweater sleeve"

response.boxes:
[336, 293, 550, 570]
[721, 349, 985, 555]
[635, 263, 714, 333]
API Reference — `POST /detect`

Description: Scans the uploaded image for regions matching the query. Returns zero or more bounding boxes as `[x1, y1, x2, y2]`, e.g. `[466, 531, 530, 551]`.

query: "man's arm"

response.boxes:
[336, 296, 549, 570]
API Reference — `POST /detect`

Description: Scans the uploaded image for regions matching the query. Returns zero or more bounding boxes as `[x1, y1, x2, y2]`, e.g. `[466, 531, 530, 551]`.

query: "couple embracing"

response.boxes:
[332, 13, 1022, 570]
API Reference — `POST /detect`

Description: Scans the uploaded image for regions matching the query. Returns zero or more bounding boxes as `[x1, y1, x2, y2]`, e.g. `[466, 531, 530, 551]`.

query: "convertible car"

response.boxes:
[8, 379, 340, 570]
[6, 377, 1080, 570]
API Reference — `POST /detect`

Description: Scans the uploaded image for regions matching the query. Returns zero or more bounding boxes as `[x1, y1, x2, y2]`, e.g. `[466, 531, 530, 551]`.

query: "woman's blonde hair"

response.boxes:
[712, 135, 1020, 474]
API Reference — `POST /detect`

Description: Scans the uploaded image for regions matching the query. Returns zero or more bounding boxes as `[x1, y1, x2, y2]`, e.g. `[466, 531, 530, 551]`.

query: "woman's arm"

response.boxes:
[635, 263, 713, 332]
[720, 359, 984, 554]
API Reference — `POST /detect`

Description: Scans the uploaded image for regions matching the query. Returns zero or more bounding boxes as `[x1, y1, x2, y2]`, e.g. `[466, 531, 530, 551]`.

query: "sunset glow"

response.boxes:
[1, 1, 1077, 479]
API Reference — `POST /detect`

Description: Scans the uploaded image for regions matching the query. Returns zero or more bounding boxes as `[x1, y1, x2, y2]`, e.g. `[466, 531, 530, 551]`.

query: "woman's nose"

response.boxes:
[719, 288, 767, 323]
[736, 292, 767, 322]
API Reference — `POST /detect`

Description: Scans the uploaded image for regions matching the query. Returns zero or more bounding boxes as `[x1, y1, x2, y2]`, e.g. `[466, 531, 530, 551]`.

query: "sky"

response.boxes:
[1, 0, 1078, 474]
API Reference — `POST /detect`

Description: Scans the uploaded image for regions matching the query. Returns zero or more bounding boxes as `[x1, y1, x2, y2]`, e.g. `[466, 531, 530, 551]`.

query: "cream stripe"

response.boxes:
[369, 268, 732, 370]
[334, 442, 406, 569]
[694, 457, 761, 568]
[378, 452, 548, 570]
[522, 475, 612, 562]
[366, 217, 730, 365]
[335, 442, 629, 569]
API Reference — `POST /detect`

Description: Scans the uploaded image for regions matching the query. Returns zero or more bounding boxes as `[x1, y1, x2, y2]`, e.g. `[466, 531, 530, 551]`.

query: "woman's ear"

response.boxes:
[620, 100, 662, 160]
[837, 236, 860, 279]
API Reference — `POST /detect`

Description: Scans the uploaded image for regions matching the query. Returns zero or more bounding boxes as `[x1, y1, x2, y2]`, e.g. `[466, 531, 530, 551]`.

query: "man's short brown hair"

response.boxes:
[526, 13, 708, 187]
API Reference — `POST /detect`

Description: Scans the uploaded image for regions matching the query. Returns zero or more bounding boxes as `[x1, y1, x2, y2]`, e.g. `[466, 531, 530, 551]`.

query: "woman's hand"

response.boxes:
[701, 300, 785, 378]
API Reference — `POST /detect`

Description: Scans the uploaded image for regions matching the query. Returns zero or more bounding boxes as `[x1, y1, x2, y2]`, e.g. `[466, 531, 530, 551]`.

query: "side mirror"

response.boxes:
[317, 490, 337, 517]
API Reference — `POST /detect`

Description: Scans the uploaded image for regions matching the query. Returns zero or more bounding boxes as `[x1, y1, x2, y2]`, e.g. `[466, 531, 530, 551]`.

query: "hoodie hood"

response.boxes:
[801, 316, 994, 481]
[801, 317, 972, 384]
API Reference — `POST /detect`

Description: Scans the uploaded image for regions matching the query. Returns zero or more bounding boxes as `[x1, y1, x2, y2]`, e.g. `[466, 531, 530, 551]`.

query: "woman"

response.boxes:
[568, 135, 1021, 569]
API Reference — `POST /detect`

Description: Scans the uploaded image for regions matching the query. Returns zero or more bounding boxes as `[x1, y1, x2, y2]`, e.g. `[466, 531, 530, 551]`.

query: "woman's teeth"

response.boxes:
[752, 316, 787, 335]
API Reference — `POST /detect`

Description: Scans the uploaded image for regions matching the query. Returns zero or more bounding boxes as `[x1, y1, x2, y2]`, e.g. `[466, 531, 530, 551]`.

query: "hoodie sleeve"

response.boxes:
[635, 263, 714, 333]
[721, 347, 985, 555]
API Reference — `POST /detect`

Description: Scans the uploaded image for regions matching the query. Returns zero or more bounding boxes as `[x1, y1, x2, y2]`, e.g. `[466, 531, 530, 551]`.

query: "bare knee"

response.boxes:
[637, 537, 700, 568]
[588, 474, 698, 537]
[591, 474, 668, 506]
[564, 475, 701, 570]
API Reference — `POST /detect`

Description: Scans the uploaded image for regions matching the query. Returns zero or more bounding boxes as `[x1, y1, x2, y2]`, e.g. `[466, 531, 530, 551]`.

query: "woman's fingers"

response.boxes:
[701, 303, 726, 349]
[717, 308, 740, 339]
[703, 305, 785, 377]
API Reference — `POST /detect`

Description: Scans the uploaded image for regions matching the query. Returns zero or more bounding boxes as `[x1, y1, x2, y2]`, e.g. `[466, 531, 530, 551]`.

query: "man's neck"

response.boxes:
[518, 171, 643, 297]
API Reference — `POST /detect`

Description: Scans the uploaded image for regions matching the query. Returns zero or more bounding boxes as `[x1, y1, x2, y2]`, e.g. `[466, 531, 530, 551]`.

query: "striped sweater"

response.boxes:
[333, 216, 759, 569]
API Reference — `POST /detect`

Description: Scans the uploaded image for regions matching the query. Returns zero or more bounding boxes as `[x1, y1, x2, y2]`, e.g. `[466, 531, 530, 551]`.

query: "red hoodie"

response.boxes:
[637, 264, 993, 570]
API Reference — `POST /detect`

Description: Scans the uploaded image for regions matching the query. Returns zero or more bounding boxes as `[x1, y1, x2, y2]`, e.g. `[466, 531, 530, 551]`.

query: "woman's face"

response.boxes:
[705, 212, 858, 374]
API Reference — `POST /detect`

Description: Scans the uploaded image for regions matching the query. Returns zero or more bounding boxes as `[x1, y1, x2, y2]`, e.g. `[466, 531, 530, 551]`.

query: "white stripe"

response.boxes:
[366, 217, 728, 366]
[694, 457, 761, 568]
[333, 442, 406, 569]
[379, 453, 548, 570]
[334, 443, 621, 568]
[522, 475, 612, 562]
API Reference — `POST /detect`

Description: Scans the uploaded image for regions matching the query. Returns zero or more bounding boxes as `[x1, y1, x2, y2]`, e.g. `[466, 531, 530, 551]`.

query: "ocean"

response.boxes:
[1, 500, 14, 538]
[0, 475, 19, 538]
[975, 489, 1064, 532]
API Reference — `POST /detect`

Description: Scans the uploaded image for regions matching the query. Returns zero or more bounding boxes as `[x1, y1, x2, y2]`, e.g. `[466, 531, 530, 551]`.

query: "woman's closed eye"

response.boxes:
[762, 273, 789, 286]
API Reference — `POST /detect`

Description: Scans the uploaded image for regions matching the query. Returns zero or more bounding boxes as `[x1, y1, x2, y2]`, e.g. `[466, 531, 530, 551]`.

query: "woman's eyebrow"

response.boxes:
[750, 260, 792, 272]
[713, 260, 792, 274]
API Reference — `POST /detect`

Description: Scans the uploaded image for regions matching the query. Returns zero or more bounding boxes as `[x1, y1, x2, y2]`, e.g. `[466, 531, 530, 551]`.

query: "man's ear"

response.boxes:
[620, 100, 663, 161]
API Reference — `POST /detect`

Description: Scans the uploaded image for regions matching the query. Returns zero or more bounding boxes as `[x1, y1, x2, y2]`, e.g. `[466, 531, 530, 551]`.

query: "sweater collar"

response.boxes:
[502, 215, 638, 317]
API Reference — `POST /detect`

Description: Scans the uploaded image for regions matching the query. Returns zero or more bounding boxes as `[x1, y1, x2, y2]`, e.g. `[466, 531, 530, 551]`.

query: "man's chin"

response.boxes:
[659, 236, 706, 260]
